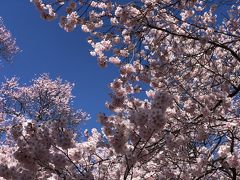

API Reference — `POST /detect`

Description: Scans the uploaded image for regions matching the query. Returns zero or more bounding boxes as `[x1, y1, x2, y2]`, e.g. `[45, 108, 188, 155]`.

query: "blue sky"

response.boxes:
[0, 1, 119, 129]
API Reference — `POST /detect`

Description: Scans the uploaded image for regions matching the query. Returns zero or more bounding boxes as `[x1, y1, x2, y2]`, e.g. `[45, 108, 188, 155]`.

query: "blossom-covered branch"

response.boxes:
[0, 18, 20, 61]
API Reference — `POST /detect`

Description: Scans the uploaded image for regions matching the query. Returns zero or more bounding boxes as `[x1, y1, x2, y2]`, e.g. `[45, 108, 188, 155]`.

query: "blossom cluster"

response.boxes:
[31, 0, 56, 21]
[0, 18, 19, 61]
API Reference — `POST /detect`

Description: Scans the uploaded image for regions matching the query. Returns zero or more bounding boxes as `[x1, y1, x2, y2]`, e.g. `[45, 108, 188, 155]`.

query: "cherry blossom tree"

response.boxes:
[0, 74, 91, 179]
[0, 0, 237, 179]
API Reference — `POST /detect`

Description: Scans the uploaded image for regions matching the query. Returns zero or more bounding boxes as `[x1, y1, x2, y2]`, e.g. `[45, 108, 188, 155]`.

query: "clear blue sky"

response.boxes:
[0, 1, 119, 129]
